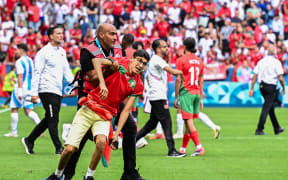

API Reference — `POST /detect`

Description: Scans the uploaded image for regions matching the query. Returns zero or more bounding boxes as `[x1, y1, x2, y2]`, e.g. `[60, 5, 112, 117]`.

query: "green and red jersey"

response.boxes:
[176, 54, 204, 95]
[88, 57, 144, 115]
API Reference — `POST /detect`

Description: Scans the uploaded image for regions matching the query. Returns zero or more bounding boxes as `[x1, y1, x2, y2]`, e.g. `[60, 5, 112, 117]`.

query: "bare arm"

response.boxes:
[199, 75, 204, 98]
[111, 96, 136, 150]
[164, 66, 182, 76]
[174, 74, 181, 108]
[278, 74, 286, 95]
[249, 73, 257, 97]
[91, 58, 114, 99]
[17, 74, 23, 100]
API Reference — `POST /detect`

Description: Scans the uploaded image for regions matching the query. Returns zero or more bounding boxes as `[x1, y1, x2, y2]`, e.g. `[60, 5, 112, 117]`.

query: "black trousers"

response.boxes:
[136, 100, 176, 154]
[27, 93, 62, 150]
[257, 82, 281, 133]
[63, 103, 137, 178]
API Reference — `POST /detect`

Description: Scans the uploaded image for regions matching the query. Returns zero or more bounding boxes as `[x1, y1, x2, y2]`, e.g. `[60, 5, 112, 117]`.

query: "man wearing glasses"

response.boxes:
[136, 39, 185, 157]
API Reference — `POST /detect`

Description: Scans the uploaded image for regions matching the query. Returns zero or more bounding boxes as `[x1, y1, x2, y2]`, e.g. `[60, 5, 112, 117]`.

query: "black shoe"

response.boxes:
[275, 127, 285, 135]
[63, 175, 72, 180]
[56, 147, 64, 155]
[21, 137, 34, 154]
[168, 150, 186, 157]
[255, 130, 265, 135]
[84, 176, 94, 180]
[120, 169, 146, 180]
[44, 173, 63, 180]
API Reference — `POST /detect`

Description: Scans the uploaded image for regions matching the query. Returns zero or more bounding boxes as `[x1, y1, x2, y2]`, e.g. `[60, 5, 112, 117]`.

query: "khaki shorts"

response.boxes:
[65, 105, 110, 149]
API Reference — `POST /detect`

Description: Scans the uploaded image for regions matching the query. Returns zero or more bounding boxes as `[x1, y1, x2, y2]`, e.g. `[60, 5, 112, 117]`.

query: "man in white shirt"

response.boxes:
[136, 39, 185, 157]
[167, 2, 181, 28]
[4, 44, 41, 137]
[249, 45, 285, 135]
[271, 14, 284, 41]
[16, 20, 28, 37]
[22, 25, 74, 155]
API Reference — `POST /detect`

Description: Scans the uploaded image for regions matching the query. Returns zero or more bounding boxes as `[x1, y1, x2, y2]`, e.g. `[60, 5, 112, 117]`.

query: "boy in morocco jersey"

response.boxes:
[174, 37, 205, 157]
[44, 50, 149, 180]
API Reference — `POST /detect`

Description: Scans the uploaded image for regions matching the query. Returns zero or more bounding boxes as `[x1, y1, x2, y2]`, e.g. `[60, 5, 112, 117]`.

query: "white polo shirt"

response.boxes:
[147, 55, 169, 101]
[254, 55, 283, 85]
[32, 43, 74, 96]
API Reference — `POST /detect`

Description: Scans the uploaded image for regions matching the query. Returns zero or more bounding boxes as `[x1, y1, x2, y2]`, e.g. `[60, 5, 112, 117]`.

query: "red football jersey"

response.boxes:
[176, 54, 204, 94]
[88, 57, 144, 114]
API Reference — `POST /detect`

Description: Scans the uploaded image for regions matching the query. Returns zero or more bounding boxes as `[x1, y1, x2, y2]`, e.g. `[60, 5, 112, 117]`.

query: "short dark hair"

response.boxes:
[133, 49, 150, 61]
[17, 43, 28, 52]
[122, 34, 135, 46]
[152, 39, 162, 52]
[183, 37, 196, 53]
[47, 24, 64, 39]
[132, 41, 144, 50]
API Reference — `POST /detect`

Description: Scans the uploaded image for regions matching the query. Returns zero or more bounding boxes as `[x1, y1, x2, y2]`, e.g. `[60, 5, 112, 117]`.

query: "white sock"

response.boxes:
[196, 144, 202, 149]
[55, 168, 64, 177]
[28, 111, 41, 124]
[176, 113, 184, 135]
[86, 167, 95, 177]
[179, 147, 186, 152]
[198, 112, 216, 130]
[11, 112, 19, 134]
[156, 122, 163, 134]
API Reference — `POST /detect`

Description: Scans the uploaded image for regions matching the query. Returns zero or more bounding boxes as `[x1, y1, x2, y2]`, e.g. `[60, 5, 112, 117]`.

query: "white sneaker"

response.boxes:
[136, 137, 148, 149]
[4, 132, 18, 137]
[173, 133, 183, 139]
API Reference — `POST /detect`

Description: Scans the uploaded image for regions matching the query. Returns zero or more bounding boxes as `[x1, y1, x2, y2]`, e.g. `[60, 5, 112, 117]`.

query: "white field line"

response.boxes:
[0, 108, 11, 114]
[201, 136, 287, 140]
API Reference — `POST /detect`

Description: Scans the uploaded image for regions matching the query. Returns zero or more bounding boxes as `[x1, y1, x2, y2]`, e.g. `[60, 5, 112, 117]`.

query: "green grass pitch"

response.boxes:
[0, 106, 287, 180]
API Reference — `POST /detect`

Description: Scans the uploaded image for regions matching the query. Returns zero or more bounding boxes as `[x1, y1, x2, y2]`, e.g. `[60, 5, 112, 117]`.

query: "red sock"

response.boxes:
[181, 134, 190, 148]
[190, 131, 201, 147]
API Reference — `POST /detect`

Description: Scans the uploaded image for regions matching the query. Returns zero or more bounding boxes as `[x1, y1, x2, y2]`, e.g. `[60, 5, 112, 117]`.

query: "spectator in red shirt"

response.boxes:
[153, 14, 170, 41]
[243, 31, 256, 50]
[204, 0, 217, 25]
[250, 46, 263, 67]
[6, 0, 17, 14]
[228, 29, 241, 53]
[69, 22, 82, 43]
[192, 0, 205, 17]
[25, 27, 37, 50]
[283, 14, 288, 40]
[251, 20, 263, 45]
[13, 30, 24, 45]
[137, 29, 149, 49]
[168, 42, 182, 66]
[136, 20, 147, 37]
[28, 45, 38, 60]
[180, 0, 191, 15]
[150, 30, 160, 45]
[4, 37, 17, 65]
[111, 0, 125, 29]
[1, 6, 10, 23]
[216, 2, 231, 19]
[27, 0, 40, 33]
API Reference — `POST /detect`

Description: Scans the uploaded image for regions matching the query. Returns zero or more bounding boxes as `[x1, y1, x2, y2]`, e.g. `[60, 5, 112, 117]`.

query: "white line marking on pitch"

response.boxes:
[201, 136, 287, 140]
[0, 108, 11, 114]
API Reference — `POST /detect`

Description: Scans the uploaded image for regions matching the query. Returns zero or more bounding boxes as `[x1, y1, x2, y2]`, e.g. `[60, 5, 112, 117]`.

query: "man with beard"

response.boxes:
[136, 39, 185, 157]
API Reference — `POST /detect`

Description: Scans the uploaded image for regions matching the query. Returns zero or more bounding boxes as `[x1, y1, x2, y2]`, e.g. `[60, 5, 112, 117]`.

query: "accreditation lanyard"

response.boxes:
[95, 38, 107, 58]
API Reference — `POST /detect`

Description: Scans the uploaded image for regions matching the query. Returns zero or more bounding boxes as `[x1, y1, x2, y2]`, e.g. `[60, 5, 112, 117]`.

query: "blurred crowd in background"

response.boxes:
[1, 0, 288, 97]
